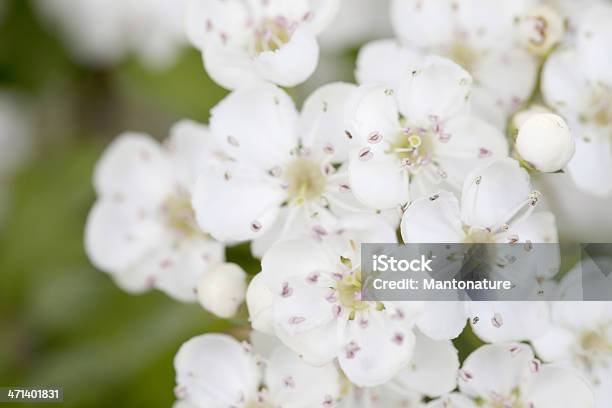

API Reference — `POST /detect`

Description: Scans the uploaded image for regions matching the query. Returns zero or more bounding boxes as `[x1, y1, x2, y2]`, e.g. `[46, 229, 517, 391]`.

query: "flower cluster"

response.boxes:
[83, 0, 612, 406]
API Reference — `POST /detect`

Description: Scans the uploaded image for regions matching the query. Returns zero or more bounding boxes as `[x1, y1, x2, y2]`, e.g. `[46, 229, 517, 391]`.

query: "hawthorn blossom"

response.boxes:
[246, 217, 423, 386]
[35, 0, 189, 68]
[531, 302, 612, 406]
[84, 121, 227, 306]
[449, 343, 595, 407]
[185, 0, 340, 89]
[192, 83, 388, 256]
[388, 0, 540, 127]
[349, 55, 507, 210]
[400, 158, 558, 341]
[339, 332, 459, 407]
[173, 333, 340, 407]
[541, 2, 612, 196]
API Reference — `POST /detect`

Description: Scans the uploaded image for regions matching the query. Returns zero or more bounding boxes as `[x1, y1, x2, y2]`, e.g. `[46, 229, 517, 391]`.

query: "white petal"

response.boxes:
[148, 237, 225, 302]
[521, 365, 595, 408]
[202, 44, 264, 90]
[349, 84, 402, 145]
[392, 331, 459, 397]
[338, 313, 416, 387]
[299, 82, 357, 162]
[274, 319, 340, 365]
[254, 26, 319, 87]
[185, 0, 250, 50]
[84, 199, 164, 280]
[390, 0, 454, 48]
[210, 84, 298, 169]
[503, 211, 558, 244]
[272, 276, 334, 336]
[415, 302, 469, 340]
[247, 273, 275, 334]
[541, 49, 591, 122]
[471, 48, 538, 116]
[93, 132, 174, 203]
[459, 343, 534, 399]
[174, 334, 259, 407]
[469, 302, 551, 342]
[434, 116, 508, 188]
[355, 39, 421, 89]
[401, 191, 465, 243]
[165, 120, 222, 192]
[426, 393, 477, 408]
[460, 158, 533, 229]
[349, 151, 409, 210]
[531, 326, 576, 362]
[576, 3, 612, 84]
[397, 57, 472, 123]
[566, 132, 612, 196]
[266, 346, 340, 408]
[192, 163, 284, 242]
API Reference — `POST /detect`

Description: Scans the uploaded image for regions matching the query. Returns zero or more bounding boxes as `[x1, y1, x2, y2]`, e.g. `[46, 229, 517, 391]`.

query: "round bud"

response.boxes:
[512, 105, 551, 130]
[518, 5, 564, 56]
[246, 273, 274, 334]
[516, 113, 575, 173]
[196, 263, 247, 318]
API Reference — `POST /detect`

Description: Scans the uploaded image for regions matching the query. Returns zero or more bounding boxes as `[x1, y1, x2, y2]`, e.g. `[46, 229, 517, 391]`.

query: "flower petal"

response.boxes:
[299, 81, 357, 162]
[459, 343, 533, 399]
[415, 302, 469, 340]
[210, 84, 298, 169]
[192, 163, 284, 241]
[266, 346, 340, 408]
[174, 334, 259, 407]
[469, 302, 551, 342]
[355, 39, 421, 90]
[460, 158, 533, 229]
[185, 0, 250, 50]
[390, 0, 454, 48]
[521, 365, 595, 408]
[254, 26, 319, 87]
[338, 313, 416, 387]
[397, 56, 472, 123]
[401, 191, 465, 243]
[392, 331, 459, 397]
[566, 131, 612, 196]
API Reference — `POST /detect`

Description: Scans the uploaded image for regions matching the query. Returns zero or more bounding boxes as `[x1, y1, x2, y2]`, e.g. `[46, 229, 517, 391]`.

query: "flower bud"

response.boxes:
[196, 263, 247, 318]
[518, 5, 564, 56]
[512, 105, 551, 130]
[246, 273, 274, 334]
[516, 113, 575, 173]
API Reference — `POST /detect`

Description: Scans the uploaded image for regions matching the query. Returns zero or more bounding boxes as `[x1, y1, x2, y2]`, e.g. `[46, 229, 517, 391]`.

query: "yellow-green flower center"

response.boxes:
[283, 158, 327, 203]
[253, 18, 293, 54]
[162, 191, 202, 238]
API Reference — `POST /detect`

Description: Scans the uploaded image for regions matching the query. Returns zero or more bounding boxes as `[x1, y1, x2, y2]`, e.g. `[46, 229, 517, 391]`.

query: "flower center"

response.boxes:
[253, 17, 295, 54]
[580, 330, 612, 360]
[282, 157, 327, 203]
[463, 227, 496, 244]
[162, 190, 202, 238]
[245, 401, 273, 408]
[581, 86, 612, 129]
[389, 127, 435, 173]
[335, 260, 384, 320]
[449, 42, 479, 72]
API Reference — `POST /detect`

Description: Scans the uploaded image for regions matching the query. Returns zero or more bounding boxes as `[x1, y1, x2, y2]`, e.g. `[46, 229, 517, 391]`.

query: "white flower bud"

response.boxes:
[516, 113, 575, 173]
[246, 273, 274, 334]
[518, 5, 564, 56]
[512, 105, 551, 130]
[196, 263, 247, 319]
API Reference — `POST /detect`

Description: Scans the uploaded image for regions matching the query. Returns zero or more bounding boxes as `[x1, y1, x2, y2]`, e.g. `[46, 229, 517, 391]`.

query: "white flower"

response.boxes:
[388, 0, 539, 128]
[192, 83, 387, 256]
[340, 331, 459, 407]
[400, 158, 557, 342]
[453, 343, 594, 408]
[185, 0, 340, 89]
[541, 2, 612, 196]
[85, 120, 225, 303]
[247, 218, 422, 386]
[0, 94, 31, 226]
[349, 55, 507, 210]
[34, 0, 188, 68]
[173, 333, 340, 407]
[196, 263, 247, 318]
[531, 302, 612, 407]
[517, 4, 565, 56]
[516, 113, 575, 173]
